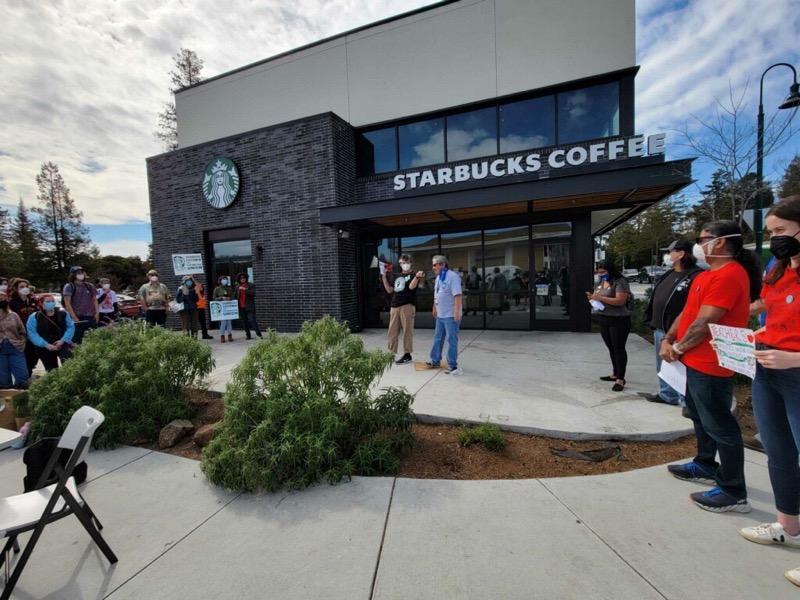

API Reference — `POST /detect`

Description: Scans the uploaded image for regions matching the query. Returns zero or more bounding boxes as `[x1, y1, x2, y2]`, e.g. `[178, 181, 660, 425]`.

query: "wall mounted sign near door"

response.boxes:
[202, 157, 240, 208]
[172, 253, 204, 276]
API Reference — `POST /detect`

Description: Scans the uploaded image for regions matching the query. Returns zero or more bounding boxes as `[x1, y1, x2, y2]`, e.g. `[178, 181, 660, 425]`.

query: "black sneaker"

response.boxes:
[641, 393, 674, 405]
[667, 461, 716, 485]
[691, 487, 751, 513]
[395, 353, 412, 365]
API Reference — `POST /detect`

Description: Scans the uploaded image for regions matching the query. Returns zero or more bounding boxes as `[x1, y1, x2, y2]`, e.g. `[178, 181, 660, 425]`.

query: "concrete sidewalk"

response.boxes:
[206, 329, 692, 441]
[0, 446, 796, 599]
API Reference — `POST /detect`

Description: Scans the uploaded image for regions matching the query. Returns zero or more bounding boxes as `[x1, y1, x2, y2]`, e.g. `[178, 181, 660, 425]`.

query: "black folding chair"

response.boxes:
[0, 406, 117, 600]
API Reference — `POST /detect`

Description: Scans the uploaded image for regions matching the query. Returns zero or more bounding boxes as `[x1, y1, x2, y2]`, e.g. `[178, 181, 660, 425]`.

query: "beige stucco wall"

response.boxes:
[176, 0, 635, 147]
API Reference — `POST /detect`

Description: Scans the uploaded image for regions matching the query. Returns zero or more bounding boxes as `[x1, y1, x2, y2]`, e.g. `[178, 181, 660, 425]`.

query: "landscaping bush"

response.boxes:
[28, 322, 215, 448]
[201, 316, 414, 492]
[457, 423, 506, 452]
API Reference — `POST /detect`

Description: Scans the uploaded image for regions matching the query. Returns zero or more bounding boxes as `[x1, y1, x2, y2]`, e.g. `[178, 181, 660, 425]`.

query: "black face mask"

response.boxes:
[0, 300, 8, 310]
[769, 233, 800, 260]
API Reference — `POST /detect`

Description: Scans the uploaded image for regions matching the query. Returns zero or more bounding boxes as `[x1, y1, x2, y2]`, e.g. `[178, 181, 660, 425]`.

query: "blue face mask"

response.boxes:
[185, 280, 194, 287]
[222, 279, 229, 286]
[43, 301, 56, 311]
[598, 274, 610, 283]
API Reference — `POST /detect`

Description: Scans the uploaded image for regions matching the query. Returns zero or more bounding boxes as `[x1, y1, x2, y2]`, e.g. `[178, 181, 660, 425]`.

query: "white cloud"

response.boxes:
[94, 238, 149, 259]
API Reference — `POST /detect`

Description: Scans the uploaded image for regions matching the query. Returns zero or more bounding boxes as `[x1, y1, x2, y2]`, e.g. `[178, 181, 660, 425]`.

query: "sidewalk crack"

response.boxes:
[369, 477, 397, 600]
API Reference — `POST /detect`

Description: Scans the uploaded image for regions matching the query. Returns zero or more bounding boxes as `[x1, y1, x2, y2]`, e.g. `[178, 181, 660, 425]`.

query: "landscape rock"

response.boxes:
[193, 422, 219, 448]
[158, 419, 194, 449]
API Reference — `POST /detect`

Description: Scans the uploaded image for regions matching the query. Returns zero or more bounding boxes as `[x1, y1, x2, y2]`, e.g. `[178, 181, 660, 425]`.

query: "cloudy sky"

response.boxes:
[1, 0, 799, 258]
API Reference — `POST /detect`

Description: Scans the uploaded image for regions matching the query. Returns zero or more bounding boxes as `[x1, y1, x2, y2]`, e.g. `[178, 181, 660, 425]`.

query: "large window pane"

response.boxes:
[441, 231, 483, 329]
[557, 82, 619, 144]
[532, 223, 571, 321]
[447, 107, 498, 161]
[399, 118, 444, 168]
[482, 227, 530, 330]
[358, 127, 396, 175]
[400, 235, 439, 328]
[499, 96, 555, 153]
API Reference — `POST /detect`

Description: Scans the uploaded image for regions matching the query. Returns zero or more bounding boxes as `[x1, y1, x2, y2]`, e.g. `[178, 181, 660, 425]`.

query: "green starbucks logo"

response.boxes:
[202, 158, 240, 209]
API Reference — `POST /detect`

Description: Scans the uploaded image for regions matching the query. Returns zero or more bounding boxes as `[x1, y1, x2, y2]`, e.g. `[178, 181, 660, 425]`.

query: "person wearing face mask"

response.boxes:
[213, 275, 234, 343]
[735, 196, 800, 586]
[0, 290, 29, 389]
[176, 274, 200, 338]
[26, 293, 75, 371]
[382, 254, 422, 364]
[661, 220, 761, 513]
[642, 239, 703, 405]
[426, 255, 463, 375]
[195, 281, 214, 340]
[234, 272, 262, 340]
[0, 277, 8, 295]
[587, 259, 632, 392]
[96, 278, 119, 325]
[138, 269, 172, 326]
[9, 278, 41, 376]
[62, 266, 98, 345]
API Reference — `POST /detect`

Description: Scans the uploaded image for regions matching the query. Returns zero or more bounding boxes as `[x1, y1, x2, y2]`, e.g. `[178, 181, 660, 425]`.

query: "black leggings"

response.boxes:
[597, 315, 631, 380]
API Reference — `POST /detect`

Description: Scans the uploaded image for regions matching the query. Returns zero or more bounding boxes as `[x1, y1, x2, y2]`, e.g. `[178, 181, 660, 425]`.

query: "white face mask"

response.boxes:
[76, 273, 85, 281]
[0, 285, 6, 293]
[663, 254, 674, 268]
[18, 287, 30, 296]
[149, 276, 158, 282]
[102, 283, 111, 290]
[400, 263, 411, 272]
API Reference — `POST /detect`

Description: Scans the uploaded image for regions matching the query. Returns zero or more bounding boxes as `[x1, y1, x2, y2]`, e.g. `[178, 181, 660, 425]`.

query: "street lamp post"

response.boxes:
[755, 63, 800, 255]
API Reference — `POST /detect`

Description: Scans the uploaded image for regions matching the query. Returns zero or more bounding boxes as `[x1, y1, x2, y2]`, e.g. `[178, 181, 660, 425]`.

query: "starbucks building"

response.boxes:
[147, 0, 692, 333]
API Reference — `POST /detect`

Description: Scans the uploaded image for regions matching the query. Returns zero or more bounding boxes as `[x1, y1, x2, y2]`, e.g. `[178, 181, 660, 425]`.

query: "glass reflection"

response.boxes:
[400, 235, 439, 328]
[483, 227, 530, 329]
[557, 82, 619, 144]
[359, 127, 397, 174]
[399, 118, 445, 168]
[440, 231, 483, 328]
[499, 96, 555, 153]
[532, 223, 571, 320]
[446, 107, 498, 161]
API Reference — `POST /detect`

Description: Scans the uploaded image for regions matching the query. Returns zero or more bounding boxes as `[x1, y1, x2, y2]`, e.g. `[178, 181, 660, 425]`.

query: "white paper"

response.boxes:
[209, 300, 239, 321]
[172, 253, 204, 276]
[658, 360, 687, 396]
[708, 324, 757, 379]
[589, 299, 605, 311]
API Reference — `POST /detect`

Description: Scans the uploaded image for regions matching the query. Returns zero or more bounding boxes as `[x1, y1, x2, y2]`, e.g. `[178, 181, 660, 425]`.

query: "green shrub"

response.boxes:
[457, 423, 506, 452]
[28, 322, 214, 448]
[201, 316, 414, 492]
[12, 391, 31, 418]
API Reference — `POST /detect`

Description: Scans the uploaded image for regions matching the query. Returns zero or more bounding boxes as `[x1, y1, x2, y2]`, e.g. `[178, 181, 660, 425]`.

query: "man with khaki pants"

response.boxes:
[382, 254, 423, 364]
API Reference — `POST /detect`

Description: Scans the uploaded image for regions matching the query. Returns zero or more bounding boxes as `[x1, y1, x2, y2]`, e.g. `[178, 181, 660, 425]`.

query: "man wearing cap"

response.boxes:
[642, 239, 704, 405]
[62, 266, 98, 345]
[138, 269, 172, 327]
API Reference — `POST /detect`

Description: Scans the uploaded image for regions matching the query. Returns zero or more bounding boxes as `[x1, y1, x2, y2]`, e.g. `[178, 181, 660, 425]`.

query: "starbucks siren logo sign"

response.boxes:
[202, 157, 240, 209]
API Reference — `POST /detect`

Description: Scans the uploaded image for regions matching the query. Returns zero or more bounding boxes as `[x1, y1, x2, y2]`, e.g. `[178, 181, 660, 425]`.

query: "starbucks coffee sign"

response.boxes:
[202, 157, 240, 208]
[392, 133, 667, 192]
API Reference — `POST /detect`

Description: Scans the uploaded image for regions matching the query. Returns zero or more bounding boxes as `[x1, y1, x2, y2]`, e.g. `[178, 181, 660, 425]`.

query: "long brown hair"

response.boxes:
[764, 195, 800, 285]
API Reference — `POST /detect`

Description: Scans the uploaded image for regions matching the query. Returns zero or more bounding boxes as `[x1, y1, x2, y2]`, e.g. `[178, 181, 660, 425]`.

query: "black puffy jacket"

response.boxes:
[644, 267, 704, 331]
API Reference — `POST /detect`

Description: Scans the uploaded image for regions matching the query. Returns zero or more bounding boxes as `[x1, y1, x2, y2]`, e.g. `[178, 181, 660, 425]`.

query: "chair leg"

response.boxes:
[1, 525, 46, 600]
[69, 502, 118, 564]
[83, 501, 103, 530]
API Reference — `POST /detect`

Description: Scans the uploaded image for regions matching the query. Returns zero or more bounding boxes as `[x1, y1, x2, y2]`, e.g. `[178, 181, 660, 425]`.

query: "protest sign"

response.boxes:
[209, 300, 239, 321]
[172, 253, 204, 276]
[708, 324, 757, 379]
[535, 284, 549, 296]
[658, 360, 687, 396]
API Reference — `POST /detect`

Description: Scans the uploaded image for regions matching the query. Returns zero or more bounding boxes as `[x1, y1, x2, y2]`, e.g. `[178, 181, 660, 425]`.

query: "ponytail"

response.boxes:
[734, 247, 762, 301]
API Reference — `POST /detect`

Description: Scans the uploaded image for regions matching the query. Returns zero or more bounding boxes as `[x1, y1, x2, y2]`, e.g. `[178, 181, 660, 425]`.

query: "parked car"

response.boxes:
[622, 268, 639, 280]
[117, 294, 143, 319]
[638, 266, 667, 283]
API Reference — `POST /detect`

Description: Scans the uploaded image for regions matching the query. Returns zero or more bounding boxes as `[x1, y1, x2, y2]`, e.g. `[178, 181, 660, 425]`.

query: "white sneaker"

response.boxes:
[785, 567, 800, 587]
[740, 522, 800, 548]
[445, 367, 464, 376]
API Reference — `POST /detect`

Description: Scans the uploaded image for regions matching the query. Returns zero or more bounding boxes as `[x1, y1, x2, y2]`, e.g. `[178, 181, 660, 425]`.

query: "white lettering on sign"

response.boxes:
[391, 134, 668, 191]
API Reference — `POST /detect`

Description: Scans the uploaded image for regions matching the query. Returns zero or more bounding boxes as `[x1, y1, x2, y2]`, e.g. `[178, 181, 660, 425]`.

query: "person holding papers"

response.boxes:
[660, 220, 761, 513]
[737, 196, 800, 588]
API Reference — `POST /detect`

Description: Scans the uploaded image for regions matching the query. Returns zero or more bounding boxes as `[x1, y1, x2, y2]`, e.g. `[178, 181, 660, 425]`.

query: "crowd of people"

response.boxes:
[588, 195, 800, 586]
[0, 267, 265, 388]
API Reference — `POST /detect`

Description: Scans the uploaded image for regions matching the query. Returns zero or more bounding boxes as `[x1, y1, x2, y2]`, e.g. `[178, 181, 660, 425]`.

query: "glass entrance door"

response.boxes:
[532, 223, 571, 323]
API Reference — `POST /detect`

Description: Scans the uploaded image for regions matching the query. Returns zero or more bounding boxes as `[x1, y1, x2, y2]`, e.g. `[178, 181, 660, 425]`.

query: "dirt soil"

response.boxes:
[735, 384, 760, 449]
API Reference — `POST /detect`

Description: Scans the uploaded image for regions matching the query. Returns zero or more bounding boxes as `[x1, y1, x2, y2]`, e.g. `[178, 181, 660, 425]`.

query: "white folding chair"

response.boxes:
[0, 406, 118, 600]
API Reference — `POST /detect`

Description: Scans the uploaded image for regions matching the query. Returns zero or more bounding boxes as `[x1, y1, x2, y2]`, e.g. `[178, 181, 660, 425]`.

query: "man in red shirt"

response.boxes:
[661, 221, 761, 513]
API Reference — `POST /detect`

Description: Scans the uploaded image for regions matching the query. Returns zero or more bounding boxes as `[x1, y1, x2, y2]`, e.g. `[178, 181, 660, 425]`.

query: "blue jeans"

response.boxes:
[684, 366, 746, 499]
[430, 317, 459, 369]
[654, 328, 684, 405]
[218, 319, 232, 335]
[0, 339, 28, 388]
[752, 362, 800, 515]
[73, 315, 97, 345]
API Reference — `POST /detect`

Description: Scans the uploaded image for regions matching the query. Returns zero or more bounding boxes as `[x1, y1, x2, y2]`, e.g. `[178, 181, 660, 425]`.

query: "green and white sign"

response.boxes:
[202, 157, 240, 209]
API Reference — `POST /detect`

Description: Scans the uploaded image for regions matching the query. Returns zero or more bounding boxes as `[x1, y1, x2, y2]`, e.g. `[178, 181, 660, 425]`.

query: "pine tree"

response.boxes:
[779, 155, 800, 198]
[155, 48, 204, 151]
[32, 162, 91, 277]
[11, 199, 44, 281]
[0, 203, 22, 277]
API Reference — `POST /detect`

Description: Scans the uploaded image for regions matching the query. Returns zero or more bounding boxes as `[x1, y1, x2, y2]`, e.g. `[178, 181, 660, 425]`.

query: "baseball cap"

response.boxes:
[662, 239, 694, 253]
[69, 265, 84, 275]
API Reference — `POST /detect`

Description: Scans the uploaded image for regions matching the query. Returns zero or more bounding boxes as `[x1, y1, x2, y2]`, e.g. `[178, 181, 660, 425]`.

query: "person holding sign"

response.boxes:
[738, 196, 800, 587]
[381, 254, 422, 364]
[213, 275, 234, 343]
[660, 221, 761, 513]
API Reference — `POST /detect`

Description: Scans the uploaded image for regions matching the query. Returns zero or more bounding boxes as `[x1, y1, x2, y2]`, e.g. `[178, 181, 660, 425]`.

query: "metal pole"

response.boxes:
[755, 104, 765, 255]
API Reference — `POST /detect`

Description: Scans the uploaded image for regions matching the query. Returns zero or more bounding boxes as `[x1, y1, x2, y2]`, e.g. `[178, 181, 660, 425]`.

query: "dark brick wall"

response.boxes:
[146, 112, 360, 332]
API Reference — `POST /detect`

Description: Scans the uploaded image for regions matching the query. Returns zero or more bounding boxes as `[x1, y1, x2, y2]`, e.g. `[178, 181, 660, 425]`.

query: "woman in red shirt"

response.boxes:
[660, 220, 761, 513]
[737, 196, 800, 587]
